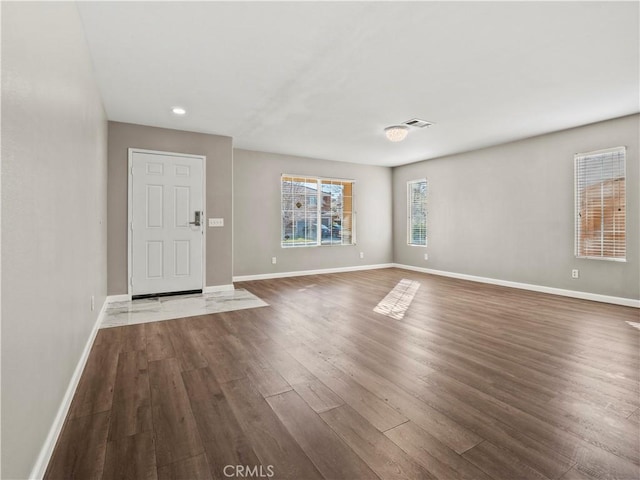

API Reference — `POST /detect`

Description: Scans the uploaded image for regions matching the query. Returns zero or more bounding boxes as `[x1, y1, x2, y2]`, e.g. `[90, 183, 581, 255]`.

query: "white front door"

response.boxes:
[129, 149, 204, 296]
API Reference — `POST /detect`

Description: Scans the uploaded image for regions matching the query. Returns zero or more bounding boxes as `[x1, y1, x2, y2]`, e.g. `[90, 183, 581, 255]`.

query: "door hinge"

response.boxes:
[130, 276, 133, 286]
[130, 166, 134, 175]
[130, 222, 133, 231]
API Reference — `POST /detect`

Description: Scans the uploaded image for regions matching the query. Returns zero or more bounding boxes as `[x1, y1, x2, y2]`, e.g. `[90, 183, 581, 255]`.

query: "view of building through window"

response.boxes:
[281, 176, 354, 247]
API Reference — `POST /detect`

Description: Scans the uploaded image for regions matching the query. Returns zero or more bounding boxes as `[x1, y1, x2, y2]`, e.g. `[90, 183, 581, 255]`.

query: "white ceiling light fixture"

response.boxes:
[172, 106, 187, 115]
[384, 125, 409, 142]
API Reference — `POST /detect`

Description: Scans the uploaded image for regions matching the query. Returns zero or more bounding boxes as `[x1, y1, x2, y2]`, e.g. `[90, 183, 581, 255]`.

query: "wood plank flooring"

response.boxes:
[45, 268, 640, 480]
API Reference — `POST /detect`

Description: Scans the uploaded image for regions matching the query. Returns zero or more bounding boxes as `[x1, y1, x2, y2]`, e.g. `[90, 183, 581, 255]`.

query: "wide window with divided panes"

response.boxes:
[575, 146, 626, 261]
[281, 175, 354, 247]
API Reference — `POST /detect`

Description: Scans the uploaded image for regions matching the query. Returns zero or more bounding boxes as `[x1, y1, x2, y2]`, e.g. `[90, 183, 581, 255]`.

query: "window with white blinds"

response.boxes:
[575, 146, 626, 261]
[407, 179, 427, 246]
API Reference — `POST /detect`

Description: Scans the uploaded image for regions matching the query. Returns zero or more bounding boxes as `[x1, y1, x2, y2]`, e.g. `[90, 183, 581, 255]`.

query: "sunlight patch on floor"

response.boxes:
[626, 321, 640, 330]
[373, 279, 421, 320]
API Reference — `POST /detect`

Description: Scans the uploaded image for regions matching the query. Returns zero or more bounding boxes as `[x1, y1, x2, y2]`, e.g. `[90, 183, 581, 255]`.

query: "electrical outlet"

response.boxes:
[272, 257, 277, 264]
[359, 252, 364, 259]
[208, 218, 224, 227]
[91, 295, 95, 311]
[571, 269, 579, 279]
[424, 253, 429, 260]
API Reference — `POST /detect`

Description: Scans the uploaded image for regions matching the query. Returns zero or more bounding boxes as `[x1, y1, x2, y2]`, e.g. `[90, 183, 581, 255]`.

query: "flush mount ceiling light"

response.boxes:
[171, 106, 187, 115]
[384, 125, 409, 142]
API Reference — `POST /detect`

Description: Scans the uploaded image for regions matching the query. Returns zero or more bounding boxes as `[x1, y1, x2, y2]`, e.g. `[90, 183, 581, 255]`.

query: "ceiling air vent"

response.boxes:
[403, 118, 433, 128]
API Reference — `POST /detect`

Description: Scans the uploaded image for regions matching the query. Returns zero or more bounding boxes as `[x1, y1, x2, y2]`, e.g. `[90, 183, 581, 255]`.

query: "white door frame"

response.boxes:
[127, 148, 206, 297]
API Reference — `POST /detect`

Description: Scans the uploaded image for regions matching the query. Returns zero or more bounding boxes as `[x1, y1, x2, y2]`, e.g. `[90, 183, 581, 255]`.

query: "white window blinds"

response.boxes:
[408, 179, 427, 246]
[575, 146, 626, 260]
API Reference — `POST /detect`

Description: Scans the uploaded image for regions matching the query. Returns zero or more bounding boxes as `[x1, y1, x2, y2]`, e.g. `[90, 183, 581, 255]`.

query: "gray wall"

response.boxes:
[108, 122, 233, 294]
[1, 3, 108, 478]
[233, 149, 393, 277]
[393, 114, 640, 300]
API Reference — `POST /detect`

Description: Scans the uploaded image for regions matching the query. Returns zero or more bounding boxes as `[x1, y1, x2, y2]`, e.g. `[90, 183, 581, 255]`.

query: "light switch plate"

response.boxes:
[209, 218, 224, 227]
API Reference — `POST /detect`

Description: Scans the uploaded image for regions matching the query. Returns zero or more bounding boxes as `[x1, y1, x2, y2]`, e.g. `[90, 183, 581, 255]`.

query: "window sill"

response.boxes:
[282, 243, 355, 249]
[575, 255, 626, 263]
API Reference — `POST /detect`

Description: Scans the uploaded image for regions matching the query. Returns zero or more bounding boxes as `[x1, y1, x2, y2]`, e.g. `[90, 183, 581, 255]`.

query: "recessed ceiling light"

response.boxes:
[172, 107, 186, 115]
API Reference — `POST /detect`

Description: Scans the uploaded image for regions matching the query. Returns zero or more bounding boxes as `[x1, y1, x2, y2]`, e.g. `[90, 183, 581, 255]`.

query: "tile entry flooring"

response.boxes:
[101, 289, 268, 328]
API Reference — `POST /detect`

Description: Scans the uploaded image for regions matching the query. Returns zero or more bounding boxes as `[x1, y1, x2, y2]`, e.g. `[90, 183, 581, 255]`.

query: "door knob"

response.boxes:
[189, 211, 202, 226]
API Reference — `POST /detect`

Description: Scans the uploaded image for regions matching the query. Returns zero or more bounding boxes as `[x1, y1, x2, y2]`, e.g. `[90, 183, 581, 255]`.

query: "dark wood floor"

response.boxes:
[45, 268, 640, 480]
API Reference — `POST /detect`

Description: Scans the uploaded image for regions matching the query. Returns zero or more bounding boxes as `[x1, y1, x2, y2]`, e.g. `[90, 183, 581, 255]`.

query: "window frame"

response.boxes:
[407, 178, 428, 247]
[280, 174, 356, 248]
[574, 146, 626, 262]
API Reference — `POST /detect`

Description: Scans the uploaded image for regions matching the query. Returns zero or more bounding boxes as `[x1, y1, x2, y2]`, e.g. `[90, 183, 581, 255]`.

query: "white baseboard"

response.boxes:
[394, 263, 640, 308]
[29, 297, 109, 479]
[106, 293, 130, 302]
[203, 284, 235, 293]
[233, 263, 395, 282]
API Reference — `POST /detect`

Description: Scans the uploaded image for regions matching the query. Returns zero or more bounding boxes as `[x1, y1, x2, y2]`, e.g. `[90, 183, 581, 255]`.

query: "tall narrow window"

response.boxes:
[575, 147, 626, 261]
[320, 179, 353, 245]
[281, 175, 355, 247]
[408, 179, 427, 246]
[281, 176, 318, 247]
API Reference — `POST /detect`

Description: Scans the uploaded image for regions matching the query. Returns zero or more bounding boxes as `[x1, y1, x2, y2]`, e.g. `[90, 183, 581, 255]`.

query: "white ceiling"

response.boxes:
[78, 1, 639, 167]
